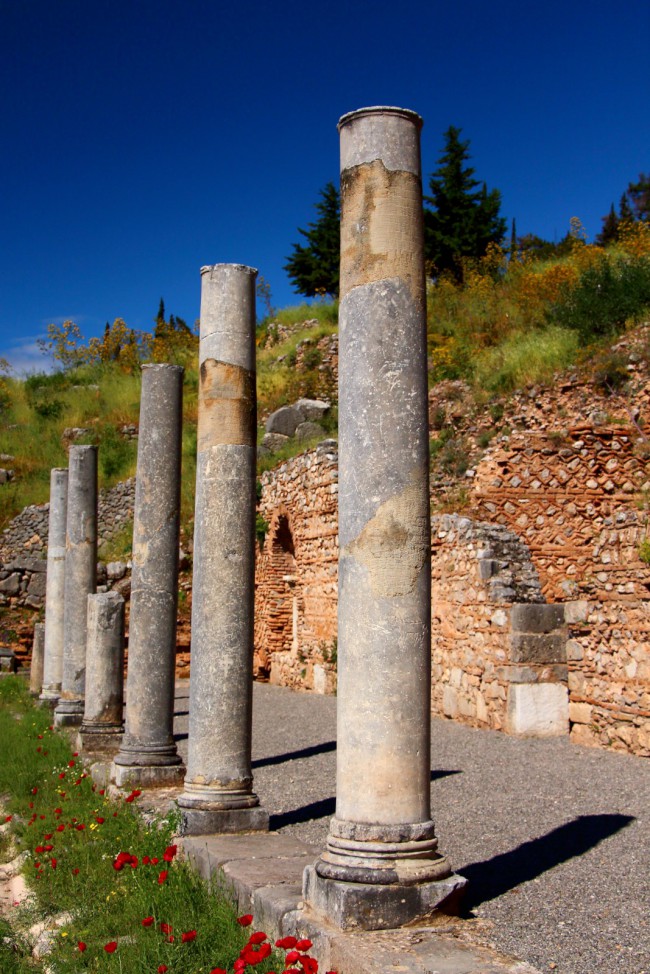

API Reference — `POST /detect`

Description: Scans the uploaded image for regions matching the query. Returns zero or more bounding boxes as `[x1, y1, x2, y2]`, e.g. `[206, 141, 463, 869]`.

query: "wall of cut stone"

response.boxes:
[254, 441, 339, 694]
[472, 421, 650, 756]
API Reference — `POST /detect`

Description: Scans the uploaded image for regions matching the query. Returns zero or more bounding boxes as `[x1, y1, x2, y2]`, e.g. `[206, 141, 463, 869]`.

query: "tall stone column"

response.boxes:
[40, 467, 68, 705]
[79, 592, 125, 754]
[178, 264, 268, 834]
[30, 623, 45, 697]
[55, 446, 97, 727]
[112, 364, 185, 787]
[304, 107, 466, 929]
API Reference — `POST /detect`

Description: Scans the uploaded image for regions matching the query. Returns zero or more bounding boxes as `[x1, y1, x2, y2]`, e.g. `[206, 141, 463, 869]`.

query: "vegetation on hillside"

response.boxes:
[1, 220, 649, 544]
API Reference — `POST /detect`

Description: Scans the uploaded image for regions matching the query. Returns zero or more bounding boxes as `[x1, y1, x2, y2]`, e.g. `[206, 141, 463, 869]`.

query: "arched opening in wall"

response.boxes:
[255, 512, 301, 680]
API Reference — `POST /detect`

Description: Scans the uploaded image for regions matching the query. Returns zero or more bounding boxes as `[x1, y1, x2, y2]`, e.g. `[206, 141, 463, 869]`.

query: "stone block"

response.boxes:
[0, 573, 20, 595]
[510, 603, 564, 633]
[442, 685, 458, 718]
[566, 639, 584, 661]
[179, 806, 270, 836]
[303, 864, 466, 931]
[510, 632, 567, 664]
[564, 600, 590, 624]
[506, 683, 569, 737]
[295, 398, 330, 422]
[295, 421, 325, 442]
[27, 572, 47, 598]
[569, 702, 593, 725]
[111, 761, 186, 788]
[266, 405, 302, 437]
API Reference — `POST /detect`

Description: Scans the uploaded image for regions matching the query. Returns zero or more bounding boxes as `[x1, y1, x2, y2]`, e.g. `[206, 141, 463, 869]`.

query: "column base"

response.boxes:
[39, 692, 59, 709]
[178, 804, 270, 835]
[303, 862, 467, 931]
[78, 726, 123, 755]
[54, 699, 84, 727]
[111, 761, 186, 789]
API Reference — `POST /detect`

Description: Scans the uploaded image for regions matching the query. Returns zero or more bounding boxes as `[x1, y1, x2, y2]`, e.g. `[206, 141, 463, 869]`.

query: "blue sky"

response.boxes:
[1, 0, 648, 373]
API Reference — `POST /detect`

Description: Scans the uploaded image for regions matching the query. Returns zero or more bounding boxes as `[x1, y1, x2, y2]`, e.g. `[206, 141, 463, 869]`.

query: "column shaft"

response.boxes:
[30, 623, 45, 697]
[79, 592, 125, 753]
[55, 446, 97, 726]
[305, 106, 466, 929]
[178, 263, 268, 834]
[113, 364, 184, 787]
[40, 467, 68, 704]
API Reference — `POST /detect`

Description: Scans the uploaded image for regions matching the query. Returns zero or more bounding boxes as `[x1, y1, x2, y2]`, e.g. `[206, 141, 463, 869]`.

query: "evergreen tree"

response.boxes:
[284, 182, 340, 298]
[619, 192, 634, 225]
[424, 126, 506, 281]
[596, 204, 620, 246]
[155, 298, 166, 339]
[626, 173, 650, 222]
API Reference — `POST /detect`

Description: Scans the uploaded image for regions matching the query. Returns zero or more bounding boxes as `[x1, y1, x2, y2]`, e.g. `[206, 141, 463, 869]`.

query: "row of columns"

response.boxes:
[33, 106, 465, 929]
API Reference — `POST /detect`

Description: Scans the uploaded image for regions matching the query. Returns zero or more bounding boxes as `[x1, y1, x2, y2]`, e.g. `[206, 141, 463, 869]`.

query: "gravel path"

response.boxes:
[174, 681, 649, 974]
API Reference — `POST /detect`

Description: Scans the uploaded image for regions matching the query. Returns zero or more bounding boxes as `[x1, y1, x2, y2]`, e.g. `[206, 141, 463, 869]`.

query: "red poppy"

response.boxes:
[51, 858, 57, 869]
[77, 942, 86, 952]
[181, 930, 197, 943]
[163, 844, 178, 862]
[104, 941, 118, 953]
[76, 824, 86, 831]
[96, 817, 105, 824]
[158, 870, 168, 884]
[142, 916, 154, 927]
[241, 942, 271, 965]
[43, 844, 53, 851]
[234, 961, 246, 972]
[58, 773, 66, 779]
[286, 950, 301, 964]
[296, 940, 313, 951]
[72, 868, 80, 875]
[248, 932, 268, 945]
[151, 857, 159, 864]
[276, 936, 298, 949]
[160, 923, 172, 935]
[209, 969, 227, 974]
[39, 815, 45, 820]
[68, 760, 75, 768]
[44, 833, 53, 840]
[99, 788, 105, 795]
[167, 935, 175, 943]
[36, 747, 42, 753]
[37, 734, 43, 739]
[73, 752, 78, 757]
[157, 967, 168, 973]
[298, 957, 318, 974]
[34, 861, 41, 868]
[236, 914, 253, 926]
[31, 787, 38, 794]
[28, 802, 34, 809]
[3, 815, 11, 823]
[56, 824, 65, 832]
[35, 845, 44, 853]
[142, 855, 151, 864]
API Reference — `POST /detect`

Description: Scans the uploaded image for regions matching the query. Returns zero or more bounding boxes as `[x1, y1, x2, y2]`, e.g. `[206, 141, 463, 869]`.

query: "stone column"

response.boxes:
[304, 107, 466, 930]
[79, 592, 125, 753]
[54, 446, 97, 727]
[178, 264, 268, 834]
[40, 468, 68, 705]
[112, 364, 184, 787]
[29, 623, 45, 697]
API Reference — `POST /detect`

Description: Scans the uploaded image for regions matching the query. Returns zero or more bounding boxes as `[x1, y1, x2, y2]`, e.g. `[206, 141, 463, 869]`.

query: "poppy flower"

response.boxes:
[181, 930, 197, 943]
[44, 844, 53, 851]
[68, 760, 75, 768]
[286, 950, 301, 964]
[31, 787, 38, 795]
[104, 941, 118, 953]
[58, 773, 66, 779]
[160, 923, 172, 935]
[157, 967, 168, 973]
[276, 936, 298, 949]
[142, 855, 151, 864]
[72, 868, 80, 875]
[51, 858, 57, 869]
[77, 942, 86, 952]
[163, 844, 177, 862]
[151, 856, 159, 864]
[236, 914, 253, 926]
[142, 916, 154, 927]
[72, 752, 78, 757]
[36, 746, 42, 753]
[44, 833, 53, 840]
[209, 969, 227, 974]
[39, 815, 45, 820]
[56, 824, 65, 832]
[96, 817, 105, 824]
[166, 935, 175, 943]
[99, 788, 105, 795]
[3, 815, 11, 823]
[34, 861, 41, 868]
[248, 932, 268, 945]
[296, 940, 313, 951]
[37, 734, 43, 739]
[28, 802, 34, 809]
[158, 870, 168, 884]
[298, 957, 318, 974]
[35, 845, 44, 853]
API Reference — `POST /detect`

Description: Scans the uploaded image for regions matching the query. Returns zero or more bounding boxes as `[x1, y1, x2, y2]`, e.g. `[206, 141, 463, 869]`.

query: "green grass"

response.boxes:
[472, 325, 579, 396]
[0, 678, 288, 974]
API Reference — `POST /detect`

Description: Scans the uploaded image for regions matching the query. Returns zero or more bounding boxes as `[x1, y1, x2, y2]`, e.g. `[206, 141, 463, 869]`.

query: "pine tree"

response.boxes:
[619, 193, 634, 226]
[284, 182, 340, 298]
[424, 126, 506, 281]
[596, 204, 620, 246]
[626, 173, 650, 222]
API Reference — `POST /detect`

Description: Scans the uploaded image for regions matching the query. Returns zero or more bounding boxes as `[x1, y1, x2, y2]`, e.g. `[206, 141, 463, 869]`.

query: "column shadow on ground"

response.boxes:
[459, 813, 635, 913]
[269, 770, 461, 829]
[252, 741, 337, 769]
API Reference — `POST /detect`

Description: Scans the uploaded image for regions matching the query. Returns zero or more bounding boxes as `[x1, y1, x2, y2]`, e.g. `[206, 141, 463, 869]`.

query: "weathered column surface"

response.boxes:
[79, 592, 125, 753]
[304, 107, 466, 929]
[40, 468, 68, 705]
[112, 364, 184, 787]
[178, 264, 268, 834]
[54, 446, 97, 727]
[30, 623, 45, 697]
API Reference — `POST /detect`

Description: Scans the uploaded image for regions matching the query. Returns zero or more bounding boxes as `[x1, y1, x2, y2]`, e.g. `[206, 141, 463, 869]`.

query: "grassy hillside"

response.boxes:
[1, 223, 649, 546]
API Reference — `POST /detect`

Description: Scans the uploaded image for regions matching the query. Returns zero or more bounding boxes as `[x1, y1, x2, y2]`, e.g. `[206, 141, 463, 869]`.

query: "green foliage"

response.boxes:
[638, 538, 650, 564]
[256, 512, 269, 547]
[625, 172, 650, 223]
[424, 126, 506, 281]
[284, 182, 340, 298]
[473, 326, 579, 395]
[549, 254, 650, 340]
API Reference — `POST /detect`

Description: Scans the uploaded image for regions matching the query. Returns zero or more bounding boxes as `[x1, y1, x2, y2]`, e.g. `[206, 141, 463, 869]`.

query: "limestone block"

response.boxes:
[295, 398, 330, 422]
[0, 573, 20, 595]
[442, 685, 458, 717]
[506, 683, 569, 737]
[510, 602, 565, 632]
[566, 639, 584, 661]
[295, 421, 325, 442]
[570, 723, 599, 747]
[569, 702, 593, 724]
[510, 632, 567, 664]
[266, 405, 302, 437]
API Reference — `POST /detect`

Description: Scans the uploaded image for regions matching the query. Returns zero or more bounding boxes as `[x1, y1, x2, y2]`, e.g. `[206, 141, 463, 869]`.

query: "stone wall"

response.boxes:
[0, 478, 136, 609]
[472, 421, 650, 756]
[254, 441, 339, 693]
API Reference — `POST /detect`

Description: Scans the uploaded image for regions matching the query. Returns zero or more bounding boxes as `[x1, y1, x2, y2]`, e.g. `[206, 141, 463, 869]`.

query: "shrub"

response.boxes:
[549, 254, 650, 340]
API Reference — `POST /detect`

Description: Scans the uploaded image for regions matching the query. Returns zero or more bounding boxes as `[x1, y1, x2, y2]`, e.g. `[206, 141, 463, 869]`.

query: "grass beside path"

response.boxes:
[0, 678, 328, 974]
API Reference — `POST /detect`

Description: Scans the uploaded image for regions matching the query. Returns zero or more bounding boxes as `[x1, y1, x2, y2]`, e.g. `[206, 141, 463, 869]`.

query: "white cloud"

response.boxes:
[2, 336, 55, 376]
